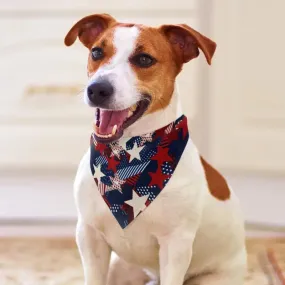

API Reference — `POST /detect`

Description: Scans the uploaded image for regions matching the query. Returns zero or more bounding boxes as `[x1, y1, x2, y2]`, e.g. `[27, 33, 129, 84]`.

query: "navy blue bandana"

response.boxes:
[90, 115, 189, 229]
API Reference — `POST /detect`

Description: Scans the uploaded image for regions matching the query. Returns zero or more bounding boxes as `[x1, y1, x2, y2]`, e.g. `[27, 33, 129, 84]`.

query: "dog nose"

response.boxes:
[87, 80, 114, 103]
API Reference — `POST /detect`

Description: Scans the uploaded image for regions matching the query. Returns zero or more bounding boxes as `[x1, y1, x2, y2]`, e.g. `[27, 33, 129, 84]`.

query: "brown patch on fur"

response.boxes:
[87, 28, 116, 76]
[200, 156, 231, 201]
[64, 14, 116, 48]
[130, 24, 216, 115]
[131, 26, 179, 114]
[159, 24, 216, 65]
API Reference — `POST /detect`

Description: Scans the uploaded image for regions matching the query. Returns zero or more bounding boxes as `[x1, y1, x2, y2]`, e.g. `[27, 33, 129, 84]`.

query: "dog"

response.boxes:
[64, 13, 247, 285]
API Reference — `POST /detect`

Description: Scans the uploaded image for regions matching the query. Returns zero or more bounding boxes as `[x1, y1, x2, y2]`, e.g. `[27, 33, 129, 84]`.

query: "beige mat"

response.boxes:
[0, 238, 284, 285]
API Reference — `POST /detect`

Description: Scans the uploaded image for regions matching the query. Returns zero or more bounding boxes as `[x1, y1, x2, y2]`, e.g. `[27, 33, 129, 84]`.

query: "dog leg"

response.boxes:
[158, 233, 194, 285]
[76, 221, 111, 285]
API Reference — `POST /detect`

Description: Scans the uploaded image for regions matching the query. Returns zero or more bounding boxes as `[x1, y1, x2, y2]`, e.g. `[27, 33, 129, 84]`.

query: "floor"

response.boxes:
[0, 238, 284, 285]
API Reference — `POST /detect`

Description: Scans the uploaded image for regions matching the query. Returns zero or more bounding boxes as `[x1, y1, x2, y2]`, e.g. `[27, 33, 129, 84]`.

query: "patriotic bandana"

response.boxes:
[90, 115, 189, 229]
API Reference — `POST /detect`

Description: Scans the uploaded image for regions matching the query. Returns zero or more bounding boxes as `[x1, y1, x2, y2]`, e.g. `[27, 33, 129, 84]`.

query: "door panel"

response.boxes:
[209, 0, 285, 173]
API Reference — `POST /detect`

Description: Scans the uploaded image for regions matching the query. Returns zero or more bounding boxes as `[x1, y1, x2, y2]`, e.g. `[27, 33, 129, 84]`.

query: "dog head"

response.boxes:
[64, 14, 216, 143]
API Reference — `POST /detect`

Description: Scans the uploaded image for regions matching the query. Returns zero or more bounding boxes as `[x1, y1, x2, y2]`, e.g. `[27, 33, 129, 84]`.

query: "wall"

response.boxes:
[1, 0, 285, 235]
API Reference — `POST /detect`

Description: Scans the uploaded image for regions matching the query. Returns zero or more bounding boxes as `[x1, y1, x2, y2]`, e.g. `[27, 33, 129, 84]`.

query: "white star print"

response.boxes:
[127, 142, 144, 162]
[125, 191, 149, 218]
[93, 164, 105, 182]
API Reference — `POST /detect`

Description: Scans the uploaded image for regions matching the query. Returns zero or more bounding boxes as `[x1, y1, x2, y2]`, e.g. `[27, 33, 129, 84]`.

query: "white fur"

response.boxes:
[75, 27, 247, 285]
[84, 26, 141, 110]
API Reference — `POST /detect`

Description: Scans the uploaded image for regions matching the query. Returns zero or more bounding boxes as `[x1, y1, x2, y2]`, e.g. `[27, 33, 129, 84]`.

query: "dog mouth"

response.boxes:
[93, 96, 151, 143]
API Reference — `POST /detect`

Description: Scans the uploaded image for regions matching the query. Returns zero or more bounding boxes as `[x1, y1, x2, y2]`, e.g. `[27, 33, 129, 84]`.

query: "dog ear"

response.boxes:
[159, 24, 216, 65]
[64, 13, 117, 48]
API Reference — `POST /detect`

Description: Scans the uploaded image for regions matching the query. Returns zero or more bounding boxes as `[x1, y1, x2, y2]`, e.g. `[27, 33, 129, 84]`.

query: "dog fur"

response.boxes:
[65, 14, 247, 285]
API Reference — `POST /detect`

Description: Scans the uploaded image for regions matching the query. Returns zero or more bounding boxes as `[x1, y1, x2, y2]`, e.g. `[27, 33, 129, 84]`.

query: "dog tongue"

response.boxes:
[99, 109, 129, 135]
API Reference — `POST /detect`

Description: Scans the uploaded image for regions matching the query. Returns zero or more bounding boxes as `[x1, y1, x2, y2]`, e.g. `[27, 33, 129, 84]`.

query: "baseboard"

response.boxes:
[0, 222, 76, 237]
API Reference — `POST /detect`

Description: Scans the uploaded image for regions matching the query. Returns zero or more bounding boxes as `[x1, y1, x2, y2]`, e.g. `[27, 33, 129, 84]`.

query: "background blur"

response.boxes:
[0, 0, 285, 238]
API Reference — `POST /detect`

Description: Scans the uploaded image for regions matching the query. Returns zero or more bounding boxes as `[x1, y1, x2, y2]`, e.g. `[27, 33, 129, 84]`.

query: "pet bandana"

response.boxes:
[90, 115, 189, 229]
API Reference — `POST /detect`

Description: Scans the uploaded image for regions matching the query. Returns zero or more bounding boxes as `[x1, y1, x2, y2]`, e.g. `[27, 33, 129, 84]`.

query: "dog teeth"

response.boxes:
[94, 125, 117, 138]
[112, 125, 117, 135]
[128, 110, 133, 118]
[130, 104, 137, 112]
[96, 133, 112, 138]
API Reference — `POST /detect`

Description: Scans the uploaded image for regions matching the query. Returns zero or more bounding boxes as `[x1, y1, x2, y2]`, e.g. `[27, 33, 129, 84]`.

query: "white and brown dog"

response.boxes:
[64, 13, 247, 285]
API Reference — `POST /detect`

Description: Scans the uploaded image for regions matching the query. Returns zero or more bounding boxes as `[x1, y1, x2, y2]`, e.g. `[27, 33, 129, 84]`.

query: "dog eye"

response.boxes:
[91, 47, 104, 61]
[130, 53, 156, 68]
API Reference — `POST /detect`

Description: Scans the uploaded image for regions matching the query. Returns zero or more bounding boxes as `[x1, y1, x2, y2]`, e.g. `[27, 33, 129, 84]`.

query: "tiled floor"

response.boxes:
[0, 238, 284, 285]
